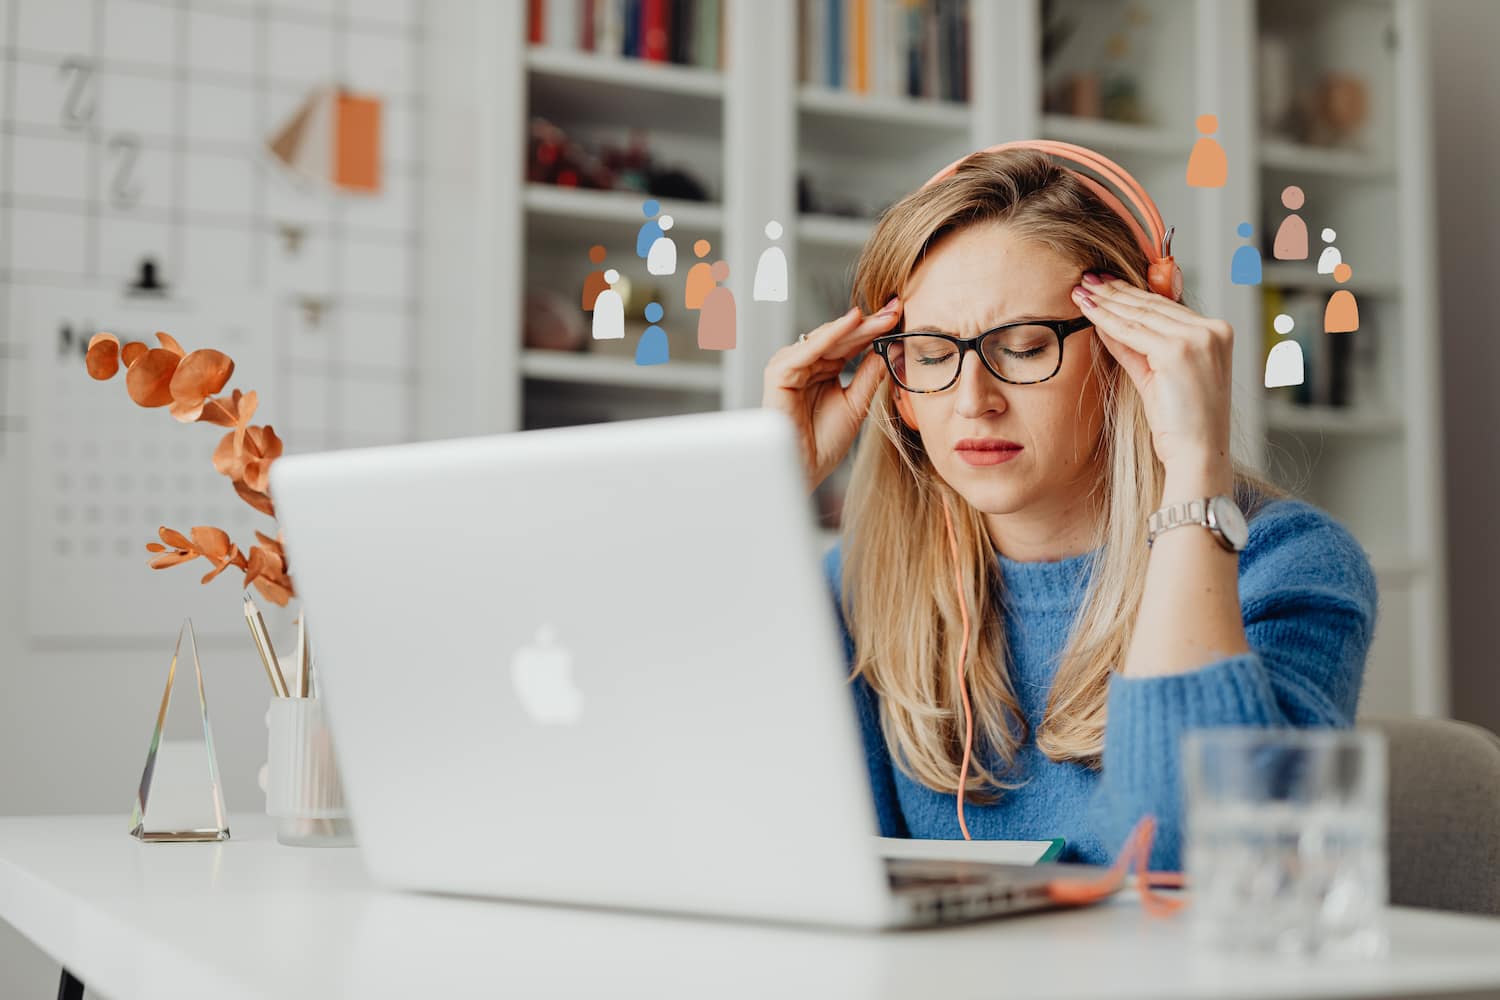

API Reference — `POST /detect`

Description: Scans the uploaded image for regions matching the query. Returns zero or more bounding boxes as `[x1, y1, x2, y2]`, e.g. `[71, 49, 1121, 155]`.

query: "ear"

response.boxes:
[893, 384, 920, 432]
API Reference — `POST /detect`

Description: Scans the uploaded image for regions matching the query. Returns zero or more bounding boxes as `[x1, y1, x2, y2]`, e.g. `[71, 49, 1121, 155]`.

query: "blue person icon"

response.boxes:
[635, 301, 670, 366]
[1230, 222, 1263, 286]
[635, 199, 663, 259]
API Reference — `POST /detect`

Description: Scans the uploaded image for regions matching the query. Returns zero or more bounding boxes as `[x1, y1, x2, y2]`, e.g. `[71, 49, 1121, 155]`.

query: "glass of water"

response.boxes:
[1182, 727, 1388, 959]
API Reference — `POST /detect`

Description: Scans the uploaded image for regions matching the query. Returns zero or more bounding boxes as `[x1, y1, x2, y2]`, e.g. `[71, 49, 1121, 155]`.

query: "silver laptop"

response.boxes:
[269, 407, 1109, 930]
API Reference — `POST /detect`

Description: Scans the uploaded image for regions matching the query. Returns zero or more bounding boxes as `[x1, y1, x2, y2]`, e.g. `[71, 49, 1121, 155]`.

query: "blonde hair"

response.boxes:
[838, 148, 1285, 805]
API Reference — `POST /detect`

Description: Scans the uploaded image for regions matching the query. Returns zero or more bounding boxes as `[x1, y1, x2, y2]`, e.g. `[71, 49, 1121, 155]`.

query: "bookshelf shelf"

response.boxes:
[526, 46, 724, 97]
[797, 85, 969, 129]
[1259, 137, 1397, 179]
[1368, 553, 1429, 582]
[1264, 399, 1404, 436]
[1039, 114, 1196, 157]
[525, 182, 723, 235]
[1260, 263, 1400, 296]
[798, 213, 874, 250]
[521, 349, 723, 392]
[797, 93, 969, 161]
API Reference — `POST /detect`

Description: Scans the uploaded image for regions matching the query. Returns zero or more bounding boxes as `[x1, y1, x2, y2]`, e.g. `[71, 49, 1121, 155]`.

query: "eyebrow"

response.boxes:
[901, 313, 1069, 334]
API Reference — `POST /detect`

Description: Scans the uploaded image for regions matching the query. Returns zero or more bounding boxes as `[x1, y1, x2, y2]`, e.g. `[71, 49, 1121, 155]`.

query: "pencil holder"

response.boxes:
[264, 695, 355, 847]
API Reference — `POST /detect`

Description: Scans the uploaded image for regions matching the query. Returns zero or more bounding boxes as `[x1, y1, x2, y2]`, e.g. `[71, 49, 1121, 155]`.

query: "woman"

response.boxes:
[760, 145, 1379, 871]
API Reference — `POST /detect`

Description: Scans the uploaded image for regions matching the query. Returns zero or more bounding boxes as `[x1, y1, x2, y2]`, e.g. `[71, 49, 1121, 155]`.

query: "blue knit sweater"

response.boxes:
[822, 496, 1380, 872]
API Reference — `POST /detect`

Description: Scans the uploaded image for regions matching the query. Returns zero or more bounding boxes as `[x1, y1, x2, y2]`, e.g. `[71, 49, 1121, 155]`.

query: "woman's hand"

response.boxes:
[1072, 273, 1234, 474]
[762, 297, 901, 493]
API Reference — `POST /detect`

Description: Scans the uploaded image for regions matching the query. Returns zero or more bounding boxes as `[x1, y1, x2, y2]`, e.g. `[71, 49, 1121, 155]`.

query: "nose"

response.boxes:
[951, 348, 1009, 419]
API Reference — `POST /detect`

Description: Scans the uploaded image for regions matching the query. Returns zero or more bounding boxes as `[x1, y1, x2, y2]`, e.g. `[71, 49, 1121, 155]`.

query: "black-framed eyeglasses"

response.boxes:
[871, 315, 1094, 392]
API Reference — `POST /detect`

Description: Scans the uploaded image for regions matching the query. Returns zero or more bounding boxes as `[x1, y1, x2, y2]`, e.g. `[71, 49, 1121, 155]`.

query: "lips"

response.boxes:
[954, 439, 1022, 452]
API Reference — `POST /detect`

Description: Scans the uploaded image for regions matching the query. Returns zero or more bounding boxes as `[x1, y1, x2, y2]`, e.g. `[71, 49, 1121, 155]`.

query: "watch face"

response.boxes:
[1210, 495, 1250, 551]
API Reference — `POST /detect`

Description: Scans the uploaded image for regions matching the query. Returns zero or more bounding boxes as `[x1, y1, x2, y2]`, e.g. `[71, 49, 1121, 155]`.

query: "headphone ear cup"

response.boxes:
[1148, 258, 1184, 302]
[893, 385, 920, 432]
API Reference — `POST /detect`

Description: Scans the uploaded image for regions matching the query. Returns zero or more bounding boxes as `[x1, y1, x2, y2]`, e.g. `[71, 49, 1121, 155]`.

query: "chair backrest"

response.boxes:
[1363, 716, 1500, 915]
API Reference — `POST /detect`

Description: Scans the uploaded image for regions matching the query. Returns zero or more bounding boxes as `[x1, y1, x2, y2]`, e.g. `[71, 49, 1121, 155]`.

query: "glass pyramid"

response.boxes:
[128, 618, 231, 842]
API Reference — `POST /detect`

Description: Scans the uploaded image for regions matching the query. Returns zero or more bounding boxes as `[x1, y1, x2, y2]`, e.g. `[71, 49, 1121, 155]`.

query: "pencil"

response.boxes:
[295, 613, 310, 698]
[244, 593, 290, 698]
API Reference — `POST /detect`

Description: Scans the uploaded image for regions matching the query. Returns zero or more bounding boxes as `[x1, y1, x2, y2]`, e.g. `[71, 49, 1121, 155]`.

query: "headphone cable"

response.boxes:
[939, 491, 975, 840]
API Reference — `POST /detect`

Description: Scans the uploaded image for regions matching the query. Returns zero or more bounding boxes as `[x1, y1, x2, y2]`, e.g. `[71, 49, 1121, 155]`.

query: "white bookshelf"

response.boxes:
[519, 348, 722, 392]
[421, 0, 1447, 718]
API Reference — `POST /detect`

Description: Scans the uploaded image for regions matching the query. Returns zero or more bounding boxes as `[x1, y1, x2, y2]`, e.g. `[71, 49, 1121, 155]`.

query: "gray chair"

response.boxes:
[1364, 715, 1500, 915]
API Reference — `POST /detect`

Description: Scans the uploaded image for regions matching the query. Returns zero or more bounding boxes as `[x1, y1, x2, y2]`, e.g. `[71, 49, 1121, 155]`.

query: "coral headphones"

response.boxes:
[892, 141, 1181, 842]
[890, 139, 1181, 436]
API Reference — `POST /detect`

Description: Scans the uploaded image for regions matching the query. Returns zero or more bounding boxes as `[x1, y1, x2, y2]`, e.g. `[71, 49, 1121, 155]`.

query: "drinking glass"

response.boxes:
[1183, 727, 1388, 958]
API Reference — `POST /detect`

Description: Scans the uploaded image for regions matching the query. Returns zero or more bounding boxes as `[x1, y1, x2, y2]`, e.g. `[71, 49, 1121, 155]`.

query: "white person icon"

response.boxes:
[646, 215, 677, 276]
[591, 268, 625, 340]
[1264, 311, 1304, 388]
[753, 220, 788, 301]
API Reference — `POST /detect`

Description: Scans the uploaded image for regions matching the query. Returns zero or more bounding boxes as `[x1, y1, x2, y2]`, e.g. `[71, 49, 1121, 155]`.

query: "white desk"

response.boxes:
[4, 815, 1500, 1000]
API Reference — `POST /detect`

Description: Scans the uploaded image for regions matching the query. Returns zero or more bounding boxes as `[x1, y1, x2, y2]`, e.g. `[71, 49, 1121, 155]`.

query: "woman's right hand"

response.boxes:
[761, 296, 902, 493]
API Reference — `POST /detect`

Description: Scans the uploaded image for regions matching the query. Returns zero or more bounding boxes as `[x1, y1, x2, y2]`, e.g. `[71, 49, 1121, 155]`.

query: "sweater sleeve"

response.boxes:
[823, 542, 911, 839]
[1084, 499, 1380, 871]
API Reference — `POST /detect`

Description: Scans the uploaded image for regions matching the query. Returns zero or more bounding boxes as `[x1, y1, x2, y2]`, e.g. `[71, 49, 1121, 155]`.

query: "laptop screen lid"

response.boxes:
[269, 407, 896, 928]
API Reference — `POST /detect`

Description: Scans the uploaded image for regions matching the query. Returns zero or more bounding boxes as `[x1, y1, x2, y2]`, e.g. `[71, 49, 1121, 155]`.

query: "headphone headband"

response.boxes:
[919, 139, 1178, 294]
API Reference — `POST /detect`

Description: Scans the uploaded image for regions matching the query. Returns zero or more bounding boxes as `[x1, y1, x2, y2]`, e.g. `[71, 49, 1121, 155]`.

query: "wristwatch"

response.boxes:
[1146, 494, 1249, 552]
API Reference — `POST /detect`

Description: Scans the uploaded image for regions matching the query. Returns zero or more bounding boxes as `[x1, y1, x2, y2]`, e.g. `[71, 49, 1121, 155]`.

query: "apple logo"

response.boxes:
[510, 624, 583, 725]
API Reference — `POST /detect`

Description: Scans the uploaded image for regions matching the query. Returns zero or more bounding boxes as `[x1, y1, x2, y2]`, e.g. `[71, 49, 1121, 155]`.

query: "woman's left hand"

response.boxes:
[1071, 272, 1234, 472]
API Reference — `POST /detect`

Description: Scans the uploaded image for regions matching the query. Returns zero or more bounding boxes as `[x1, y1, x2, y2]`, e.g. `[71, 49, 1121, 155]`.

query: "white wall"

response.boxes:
[1430, 0, 1500, 736]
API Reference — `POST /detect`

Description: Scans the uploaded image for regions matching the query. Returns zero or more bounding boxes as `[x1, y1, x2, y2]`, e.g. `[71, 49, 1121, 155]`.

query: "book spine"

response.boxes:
[851, 0, 868, 93]
[641, 0, 667, 60]
[905, 1, 920, 97]
[528, 0, 544, 44]
[805, 0, 825, 87]
[884, 0, 902, 97]
[698, 0, 720, 69]
[545, 0, 578, 49]
[597, 0, 621, 55]
[945, 0, 958, 101]
[796, 0, 808, 83]
[623, 0, 639, 56]
[580, 0, 595, 49]
[680, 0, 696, 65]
[958, 0, 969, 101]
[864, 0, 876, 94]
[827, 0, 842, 89]
[669, 0, 683, 63]
[922, 1, 939, 99]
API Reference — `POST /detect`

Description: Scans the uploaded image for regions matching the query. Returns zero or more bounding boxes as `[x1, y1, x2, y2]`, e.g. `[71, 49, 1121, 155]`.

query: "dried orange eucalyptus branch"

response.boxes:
[85, 330, 296, 607]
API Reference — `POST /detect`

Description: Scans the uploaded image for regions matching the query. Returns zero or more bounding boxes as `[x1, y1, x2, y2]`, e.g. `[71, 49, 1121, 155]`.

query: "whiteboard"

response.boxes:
[21, 285, 276, 640]
[1, 0, 423, 642]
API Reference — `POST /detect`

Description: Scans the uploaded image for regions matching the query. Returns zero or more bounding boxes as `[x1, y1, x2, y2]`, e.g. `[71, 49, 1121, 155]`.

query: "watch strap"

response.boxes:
[1147, 497, 1210, 548]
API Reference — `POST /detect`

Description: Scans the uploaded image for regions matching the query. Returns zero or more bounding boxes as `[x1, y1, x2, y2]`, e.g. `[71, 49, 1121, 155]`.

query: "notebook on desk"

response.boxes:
[877, 837, 1066, 865]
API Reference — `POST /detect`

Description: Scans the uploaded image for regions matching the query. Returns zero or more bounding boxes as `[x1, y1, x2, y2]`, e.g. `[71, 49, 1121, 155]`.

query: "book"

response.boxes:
[695, 0, 720, 69]
[543, 0, 580, 49]
[827, 0, 842, 88]
[875, 835, 1066, 865]
[850, 0, 869, 94]
[641, 0, 669, 60]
